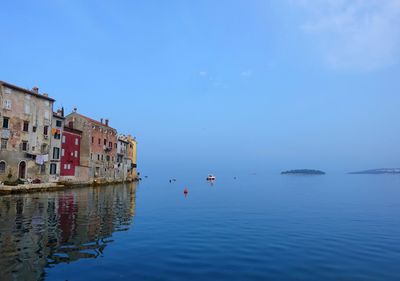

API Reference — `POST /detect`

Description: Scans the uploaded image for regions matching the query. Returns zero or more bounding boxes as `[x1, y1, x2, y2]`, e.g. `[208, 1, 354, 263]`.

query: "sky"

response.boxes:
[1, 0, 400, 174]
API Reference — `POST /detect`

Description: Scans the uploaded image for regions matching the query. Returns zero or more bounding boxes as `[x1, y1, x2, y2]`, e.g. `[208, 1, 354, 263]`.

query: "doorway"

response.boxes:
[18, 161, 26, 179]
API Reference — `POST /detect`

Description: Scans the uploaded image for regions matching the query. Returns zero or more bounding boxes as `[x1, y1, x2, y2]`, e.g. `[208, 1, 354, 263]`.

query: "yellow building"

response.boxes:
[126, 135, 138, 180]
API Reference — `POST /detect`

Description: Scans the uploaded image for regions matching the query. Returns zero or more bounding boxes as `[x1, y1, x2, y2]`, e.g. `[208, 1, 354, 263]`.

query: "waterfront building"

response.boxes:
[64, 110, 118, 182]
[116, 135, 129, 181]
[49, 110, 64, 182]
[0, 81, 54, 183]
[126, 135, 138, 180]
[60, 124, 82, 179]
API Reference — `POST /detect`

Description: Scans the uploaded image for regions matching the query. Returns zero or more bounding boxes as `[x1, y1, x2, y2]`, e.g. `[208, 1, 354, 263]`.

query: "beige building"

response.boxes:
[49, 110, 64, 182]
[126, 135, 138, 180]
[0, 81, 54, 183]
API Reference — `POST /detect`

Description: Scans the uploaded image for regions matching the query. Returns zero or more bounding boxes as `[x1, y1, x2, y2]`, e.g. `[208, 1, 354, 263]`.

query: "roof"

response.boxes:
[53, 113, 65, 119]
[63, 126, 82, 135]
[71, 112, 117, 131]
[0, 80, 56, 102]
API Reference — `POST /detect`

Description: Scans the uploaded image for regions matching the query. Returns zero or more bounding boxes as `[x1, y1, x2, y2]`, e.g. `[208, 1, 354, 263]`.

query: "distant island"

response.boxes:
[281, 169, 325, 175]
[349, 168, 400, 175]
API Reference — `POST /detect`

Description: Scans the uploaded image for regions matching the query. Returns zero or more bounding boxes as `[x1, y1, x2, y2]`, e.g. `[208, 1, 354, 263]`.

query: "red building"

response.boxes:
[60, 126, 82, 176]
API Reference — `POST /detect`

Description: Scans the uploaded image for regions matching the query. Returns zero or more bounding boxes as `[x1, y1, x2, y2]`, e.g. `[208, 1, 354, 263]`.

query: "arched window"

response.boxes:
[0, 161, 6, 174]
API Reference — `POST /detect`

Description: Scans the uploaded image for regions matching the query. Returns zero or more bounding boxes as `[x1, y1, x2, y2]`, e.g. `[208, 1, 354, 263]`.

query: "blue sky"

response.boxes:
[1, 0, 400, 174]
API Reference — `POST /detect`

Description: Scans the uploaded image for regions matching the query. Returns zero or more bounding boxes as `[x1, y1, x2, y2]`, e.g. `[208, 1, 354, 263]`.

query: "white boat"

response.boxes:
[206, 174, 216, 181]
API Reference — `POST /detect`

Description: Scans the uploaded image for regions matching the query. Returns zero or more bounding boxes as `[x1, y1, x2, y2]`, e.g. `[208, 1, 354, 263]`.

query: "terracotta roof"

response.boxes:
[74, 113, 116, 130]
[0, 80, 55, 102]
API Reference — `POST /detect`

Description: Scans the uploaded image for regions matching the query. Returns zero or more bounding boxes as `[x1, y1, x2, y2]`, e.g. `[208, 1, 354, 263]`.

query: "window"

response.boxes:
[0, 161, 5, 173]
[24, 103, 30, 114]
[98, 138, 101, 145]
[23, 121, 29, 132]
[44, 111, 49, 120]
[32, 146, 35, 151]
[54, 132, 61, 140]
[101, 154, 103, 161]
[115, 143, 117, 149]
[1, 139, 7, 150]
[53, 147, 60, 159]
[97, 154, 100, 160]
[67, 164, 71, 170]
[90, 153, 93, 160]
[106, 155, 110, 161]
[33, 126, 37, 133]
[4, 87, 11, 94]
[112, 156, 114, 162]
[62, 135, 66, 143]
[61, 149, 65, 156]
[56, 120, 62, 127]
[74, 151, 78, 158]
[2, 117, 9, 129]
[22, 141, 28, 151]
[68, 121, 73, 128]
[50, 163, 57, 175]
[3, 99, 11, 110]
[75, 138, 79, 145]
[40, 164, 46, 174]
[92, 137, 94, 144]
[109, 141, 112, 148]
[104, 139, 107, 145]
[44, 126, 49, 136]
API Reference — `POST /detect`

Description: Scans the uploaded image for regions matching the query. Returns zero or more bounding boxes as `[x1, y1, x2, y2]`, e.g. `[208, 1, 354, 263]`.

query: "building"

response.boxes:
[116, 135, 129, 181]
[0, 81, 54, 183]
[126, 135, 138, 180]
[49, 110, 64, 182]
[64, 110, 118, 182]
[60, 124, 82, 179]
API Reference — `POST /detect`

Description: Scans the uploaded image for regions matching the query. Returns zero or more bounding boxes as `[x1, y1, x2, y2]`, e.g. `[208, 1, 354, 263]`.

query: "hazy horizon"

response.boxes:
[1, 0, 399, 174]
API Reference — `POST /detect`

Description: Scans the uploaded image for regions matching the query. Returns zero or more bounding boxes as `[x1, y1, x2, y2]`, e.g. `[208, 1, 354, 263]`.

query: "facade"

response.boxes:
[60, 125, 82, 178]
[0, 80, 138, 186]
[0, 81, 54, 183]
[126, 135, 138, 180]
[49, 111, 64, 182]
[64, 110, 118, 182]
[116, 135, 129, 181]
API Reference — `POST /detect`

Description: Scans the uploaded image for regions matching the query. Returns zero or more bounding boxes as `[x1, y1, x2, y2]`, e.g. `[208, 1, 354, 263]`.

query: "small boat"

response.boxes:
[206, 174, 216, 181]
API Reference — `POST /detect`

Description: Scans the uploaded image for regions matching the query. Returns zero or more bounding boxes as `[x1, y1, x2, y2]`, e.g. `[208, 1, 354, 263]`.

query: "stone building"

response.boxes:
[64, 110, 117, 182]
[126, 135, 138, 180]
[49, 110, 64, 182]
[0, 81, 54, 183]
[116, 135, 129, 181]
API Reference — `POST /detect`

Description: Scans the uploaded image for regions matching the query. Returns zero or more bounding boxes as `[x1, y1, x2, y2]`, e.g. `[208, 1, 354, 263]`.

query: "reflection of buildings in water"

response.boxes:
[0, 182, 137, 281]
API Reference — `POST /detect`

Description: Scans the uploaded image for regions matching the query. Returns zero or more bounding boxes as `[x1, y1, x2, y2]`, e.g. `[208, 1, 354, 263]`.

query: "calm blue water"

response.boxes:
[1, 173, 400, 280]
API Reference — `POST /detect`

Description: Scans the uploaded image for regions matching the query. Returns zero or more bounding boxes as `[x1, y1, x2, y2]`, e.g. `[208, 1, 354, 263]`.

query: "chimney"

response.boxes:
[100, 118, 103, 124]
[32, 87, 39, 94]
[105, 119, 109, 126]
[73, 107, 77, 113]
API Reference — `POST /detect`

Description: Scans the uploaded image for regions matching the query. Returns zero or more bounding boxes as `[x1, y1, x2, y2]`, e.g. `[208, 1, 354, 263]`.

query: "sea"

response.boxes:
[1, 172, 400, 280]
